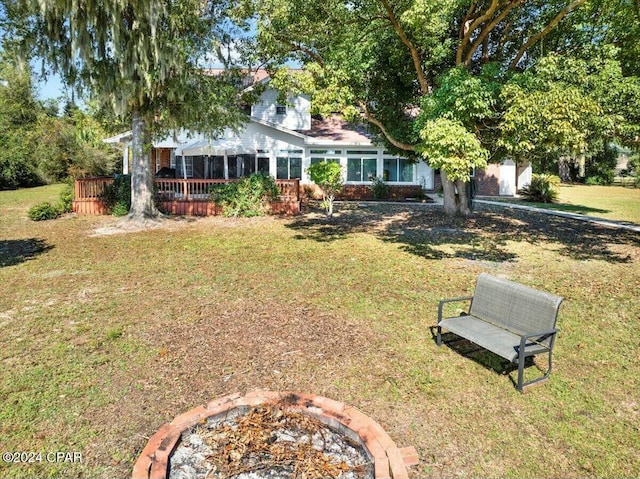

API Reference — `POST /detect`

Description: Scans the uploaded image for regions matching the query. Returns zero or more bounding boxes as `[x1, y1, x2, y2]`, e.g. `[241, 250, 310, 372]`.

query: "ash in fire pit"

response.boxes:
[168, 406, 374, 479]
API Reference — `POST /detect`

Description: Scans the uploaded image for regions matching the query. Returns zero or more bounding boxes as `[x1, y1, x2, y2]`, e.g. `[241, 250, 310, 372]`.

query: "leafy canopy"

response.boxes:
[418, 118, 488, 183]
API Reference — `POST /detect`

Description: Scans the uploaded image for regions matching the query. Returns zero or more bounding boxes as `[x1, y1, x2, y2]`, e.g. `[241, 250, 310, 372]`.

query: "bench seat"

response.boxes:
[439, 315, 551, 363]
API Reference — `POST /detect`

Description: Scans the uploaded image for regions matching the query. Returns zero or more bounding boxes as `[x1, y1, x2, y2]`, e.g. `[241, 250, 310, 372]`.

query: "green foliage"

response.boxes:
[418, 118, 488, 182]
[58, 182, 74, 213]
[499, 51, 640, 176]
[419, 66, 501, 129]
[519, 174, 561, 203]
[210, 173, 280, 217]
[585, 144, 618, 185]
[101, 175, 132, 216]
[306, 161, 344, 217]
[0, 54, 120, 188]
[28, 201, 62, 221]
[369, 177, 390, 200]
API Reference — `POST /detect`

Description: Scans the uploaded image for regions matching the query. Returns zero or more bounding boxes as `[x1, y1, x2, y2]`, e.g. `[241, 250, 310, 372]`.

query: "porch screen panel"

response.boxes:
[241, 155, 256, 176]
[180, 157, 194, 178]
[212, 156, 224, 179]
[191, 156, 205, 178]
[228, 156, 240, 179]
[257, 157, 269, 174]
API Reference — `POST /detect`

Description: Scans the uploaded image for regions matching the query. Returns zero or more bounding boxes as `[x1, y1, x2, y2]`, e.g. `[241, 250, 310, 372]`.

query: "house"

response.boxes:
[105, 70, 530, 202]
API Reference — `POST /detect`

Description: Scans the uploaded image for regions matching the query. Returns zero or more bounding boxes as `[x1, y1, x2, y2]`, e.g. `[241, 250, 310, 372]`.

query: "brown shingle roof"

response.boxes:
[301, 114, 374, 144]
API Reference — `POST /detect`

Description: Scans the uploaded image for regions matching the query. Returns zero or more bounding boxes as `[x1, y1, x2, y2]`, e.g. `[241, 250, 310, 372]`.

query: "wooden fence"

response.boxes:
[73, 177, 301, 216]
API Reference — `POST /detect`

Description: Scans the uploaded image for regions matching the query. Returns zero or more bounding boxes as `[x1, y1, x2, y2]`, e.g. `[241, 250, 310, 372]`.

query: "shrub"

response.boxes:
[28, 201, 62, 221]
[210, 173, 279, 217]
[585, 144, 617, 185]
[100, 175, 131, 216]
[58, 182, 74, 213]
[518, 173, 560, 203]
[585, 173, 614, 186]
[369, 177, 390, 200]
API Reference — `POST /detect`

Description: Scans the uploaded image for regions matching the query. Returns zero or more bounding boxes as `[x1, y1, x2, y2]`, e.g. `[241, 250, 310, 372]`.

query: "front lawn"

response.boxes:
[486, 184, 640, 224]
[1, 185, 639, 478]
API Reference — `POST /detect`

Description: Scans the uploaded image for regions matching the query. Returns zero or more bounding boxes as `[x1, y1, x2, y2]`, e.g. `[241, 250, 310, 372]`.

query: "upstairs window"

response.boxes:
[276, 105, 287, 115]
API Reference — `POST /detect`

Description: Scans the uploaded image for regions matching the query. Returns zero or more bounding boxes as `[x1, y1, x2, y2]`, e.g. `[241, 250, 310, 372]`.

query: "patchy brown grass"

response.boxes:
[1, 185, 639, 478]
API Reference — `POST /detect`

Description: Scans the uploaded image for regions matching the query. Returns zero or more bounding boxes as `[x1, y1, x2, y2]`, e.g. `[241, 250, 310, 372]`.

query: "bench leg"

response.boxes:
[517, 350, 554, 392]
[436, 325, 442, 346]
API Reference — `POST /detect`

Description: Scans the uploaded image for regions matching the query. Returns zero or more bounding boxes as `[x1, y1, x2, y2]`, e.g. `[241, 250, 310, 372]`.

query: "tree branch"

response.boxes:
[459, 2, 478, 42]
[273, 35, 325, 66]
[456, 0, 500, 65]
[359, 103, 416, 152]
[378, 0, 428, 94]
[464, 0, 523, 66]
[509, 0, 587, 69]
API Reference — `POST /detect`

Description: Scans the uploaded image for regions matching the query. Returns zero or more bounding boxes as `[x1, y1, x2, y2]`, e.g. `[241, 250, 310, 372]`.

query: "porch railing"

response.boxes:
[74, 177, 301, 202]
[155, 178, 300, 201]
[74, 177, 115, 200]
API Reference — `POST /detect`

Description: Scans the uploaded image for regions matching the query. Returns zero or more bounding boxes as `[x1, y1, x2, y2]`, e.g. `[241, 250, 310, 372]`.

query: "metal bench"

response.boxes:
[436, 273, 563, 392]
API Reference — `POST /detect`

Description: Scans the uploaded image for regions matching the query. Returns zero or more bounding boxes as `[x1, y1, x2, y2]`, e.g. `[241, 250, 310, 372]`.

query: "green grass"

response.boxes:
[489, 184, 640, 224]
[1, 184, 639, 478]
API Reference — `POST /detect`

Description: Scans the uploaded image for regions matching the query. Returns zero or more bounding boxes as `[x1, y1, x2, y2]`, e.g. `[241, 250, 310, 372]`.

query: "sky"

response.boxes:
[34, 71, 66, 101]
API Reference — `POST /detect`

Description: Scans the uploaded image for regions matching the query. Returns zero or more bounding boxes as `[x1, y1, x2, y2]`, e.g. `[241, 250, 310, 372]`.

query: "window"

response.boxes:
[383, 157, 414, 182]
[170, 149, 176, 169]
[347, 157, 377, 182]
[276, 150, 303, 179]
[276, 105, 287, 115]
[310, 149, 342, 155]
[310, 158, 340, 165]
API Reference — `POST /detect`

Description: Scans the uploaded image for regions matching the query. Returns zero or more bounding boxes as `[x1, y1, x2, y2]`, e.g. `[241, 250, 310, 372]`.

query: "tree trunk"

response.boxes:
[128, 108, 160, 221]
[441, 171, 472, 216]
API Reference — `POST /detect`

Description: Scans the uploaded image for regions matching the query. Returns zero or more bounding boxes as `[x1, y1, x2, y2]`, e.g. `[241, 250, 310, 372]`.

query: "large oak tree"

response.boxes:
[252, 0, 638, 215]
[3, 0, 250, 220]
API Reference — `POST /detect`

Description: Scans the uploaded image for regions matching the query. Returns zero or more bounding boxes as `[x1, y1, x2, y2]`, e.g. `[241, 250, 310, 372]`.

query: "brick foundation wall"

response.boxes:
[301, 184, 424, 202]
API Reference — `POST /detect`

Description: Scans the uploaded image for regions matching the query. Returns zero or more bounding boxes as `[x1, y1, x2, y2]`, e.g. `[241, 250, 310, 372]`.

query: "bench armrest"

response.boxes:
[438, 296, 473, 323]
[519, 329, 560, 353]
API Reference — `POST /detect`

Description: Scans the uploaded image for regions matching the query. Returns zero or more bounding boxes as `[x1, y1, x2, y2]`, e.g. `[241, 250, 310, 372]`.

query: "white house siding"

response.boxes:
[153, 122, 434, 188]
[250, 88, 311, 130]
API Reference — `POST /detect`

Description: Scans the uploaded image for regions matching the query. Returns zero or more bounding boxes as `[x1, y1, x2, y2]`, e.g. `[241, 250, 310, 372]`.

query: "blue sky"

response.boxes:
[34, 72, 66, 101]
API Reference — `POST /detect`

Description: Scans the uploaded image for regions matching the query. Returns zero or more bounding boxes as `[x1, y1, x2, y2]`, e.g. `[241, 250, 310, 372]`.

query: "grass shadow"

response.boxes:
[286, 203, 639, 264]
[0, 238, 54, 268]
[432, 330, 544, 389]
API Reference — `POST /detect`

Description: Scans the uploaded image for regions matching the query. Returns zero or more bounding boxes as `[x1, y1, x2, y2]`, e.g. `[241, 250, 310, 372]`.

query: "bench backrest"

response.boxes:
[469, 274, 563, 340]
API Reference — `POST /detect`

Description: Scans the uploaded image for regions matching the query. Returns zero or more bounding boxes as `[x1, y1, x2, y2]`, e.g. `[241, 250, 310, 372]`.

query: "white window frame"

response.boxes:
[346, 150, 378, 183]
[382, 156, 415, 183]
[276, 149, 303, 180]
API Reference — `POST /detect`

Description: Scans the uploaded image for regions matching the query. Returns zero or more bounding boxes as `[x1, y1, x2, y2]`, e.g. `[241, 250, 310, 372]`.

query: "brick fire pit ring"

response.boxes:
[132, 390, 418, 479]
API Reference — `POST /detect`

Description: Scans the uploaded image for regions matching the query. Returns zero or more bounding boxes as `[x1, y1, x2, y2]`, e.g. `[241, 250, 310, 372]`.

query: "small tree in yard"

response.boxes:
[306, 161, 344, 218]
